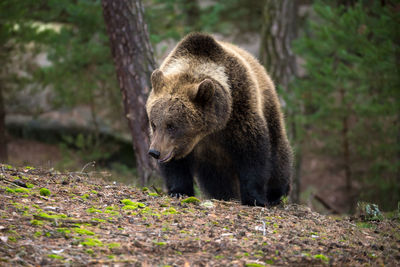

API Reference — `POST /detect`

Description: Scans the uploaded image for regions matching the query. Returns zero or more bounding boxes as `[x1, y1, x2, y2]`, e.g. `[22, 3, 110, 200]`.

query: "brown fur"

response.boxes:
[146, 33, 293, 206]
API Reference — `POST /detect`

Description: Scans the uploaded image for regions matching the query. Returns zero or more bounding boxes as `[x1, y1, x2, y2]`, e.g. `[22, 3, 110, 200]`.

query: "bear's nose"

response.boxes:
[148, 149, 160, 159]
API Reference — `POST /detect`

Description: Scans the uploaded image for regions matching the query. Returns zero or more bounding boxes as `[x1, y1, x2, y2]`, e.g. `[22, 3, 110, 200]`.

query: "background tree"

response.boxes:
[102, 0, 156, 185]
[259, 0, 301, 203]
[0, 0, 51, 162]
[293, 0, 400, 211]
[0, 84, 6, 162]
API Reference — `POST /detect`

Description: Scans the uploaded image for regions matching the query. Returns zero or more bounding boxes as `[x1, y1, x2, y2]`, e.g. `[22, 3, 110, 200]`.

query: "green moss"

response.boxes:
[34, 231, 42, 237]
[8, 236, 17, 242]
[5, 187, 15, 193]
[108, 242, 121, 249]
[356, 222, 376, 229]
[37, 212, 67, 219]
[85, 249, 94, 255]
[39, 188, 51, 196]
[105, 205, 118, 211]
[245, 263, 264, 267]
[104, 210, 119, 216]
[142, 187, 149, 192]
[122, 205, 138, 210]
[80, 238, 103, 247]
[139, 207, 160, 217]
[121, 199, 134, 206]
[90, 190, 98, 194]
[56, 228, 71, 235]
[24, 166, 35, 170]
[86, 207, 102, 213]
[12, 202, 29, 211]
[30, 219, 44, 226]
[148, 192, 159, 197]
[181, 197, 200, 205]
[15, 188, 30, 194]
[107, 255, 115, 259]
[26, 183, 34, 188]
[81, 193, 89, 200]
[214, 255, 224, 259]
[162, 207, 178, 215]
[74, 228, 95, 236]
[154, 241, 166, 246]
[313, 254, 329, 263]
[265, 259, 274, 265]
[121, 199, 145, 208]
[48, 254, 64, 260]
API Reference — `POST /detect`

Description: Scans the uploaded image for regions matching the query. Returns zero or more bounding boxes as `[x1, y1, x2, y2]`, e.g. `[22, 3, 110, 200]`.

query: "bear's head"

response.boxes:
[146, 69, 231, 163]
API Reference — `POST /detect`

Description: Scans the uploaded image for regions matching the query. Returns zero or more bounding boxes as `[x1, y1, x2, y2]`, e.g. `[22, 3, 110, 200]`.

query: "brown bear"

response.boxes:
[146, 33, 292, 206]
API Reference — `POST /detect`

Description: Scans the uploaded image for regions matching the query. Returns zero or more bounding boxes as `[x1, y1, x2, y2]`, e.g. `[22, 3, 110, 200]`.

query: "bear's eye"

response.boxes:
[151, 122, 156, 131]
[166, 123, 176, 133]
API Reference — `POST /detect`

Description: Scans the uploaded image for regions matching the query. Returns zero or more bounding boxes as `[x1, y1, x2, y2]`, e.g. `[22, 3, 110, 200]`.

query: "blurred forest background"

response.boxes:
[0, 0, 399, 214]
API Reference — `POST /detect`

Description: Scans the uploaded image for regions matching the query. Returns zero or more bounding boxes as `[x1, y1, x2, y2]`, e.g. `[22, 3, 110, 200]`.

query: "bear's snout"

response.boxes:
[148, 149, 160, 159]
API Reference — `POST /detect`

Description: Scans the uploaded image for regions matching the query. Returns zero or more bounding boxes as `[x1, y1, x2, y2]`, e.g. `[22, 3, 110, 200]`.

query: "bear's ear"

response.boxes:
[151, 69, 165, 93]
[192, 79, 215, 105]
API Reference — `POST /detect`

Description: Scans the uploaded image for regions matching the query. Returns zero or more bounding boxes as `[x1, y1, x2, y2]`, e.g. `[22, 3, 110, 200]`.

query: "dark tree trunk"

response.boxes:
[339, 88, 354, 213]
[102, 0, 156, 185]
[0, 84, 7, 163]
[260, 0, 298, 90]
[181, 0, 201, 32]
[259, 0, 300, 203]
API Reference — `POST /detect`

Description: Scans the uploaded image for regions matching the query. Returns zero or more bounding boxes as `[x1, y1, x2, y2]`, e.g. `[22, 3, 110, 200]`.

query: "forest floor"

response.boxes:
[0, 164, 399, 266]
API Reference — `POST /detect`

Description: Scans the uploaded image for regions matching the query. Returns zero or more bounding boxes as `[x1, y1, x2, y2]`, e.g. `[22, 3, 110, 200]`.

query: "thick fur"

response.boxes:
[146, 33, 293, 206]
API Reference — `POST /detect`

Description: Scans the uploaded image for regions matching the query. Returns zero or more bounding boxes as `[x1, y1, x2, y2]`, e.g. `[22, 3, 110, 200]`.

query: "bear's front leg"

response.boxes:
[234, 140, 272, 207]
[238, 162, 271, 207]
[158, 157, 194, 197]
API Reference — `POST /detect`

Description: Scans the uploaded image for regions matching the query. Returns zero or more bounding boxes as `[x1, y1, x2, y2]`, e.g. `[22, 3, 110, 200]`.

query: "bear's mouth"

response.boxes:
[158, 150, 174, 164]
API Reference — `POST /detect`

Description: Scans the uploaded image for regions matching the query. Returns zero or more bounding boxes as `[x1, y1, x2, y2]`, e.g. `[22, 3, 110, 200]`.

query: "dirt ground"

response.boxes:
[0, 164, 399, 266]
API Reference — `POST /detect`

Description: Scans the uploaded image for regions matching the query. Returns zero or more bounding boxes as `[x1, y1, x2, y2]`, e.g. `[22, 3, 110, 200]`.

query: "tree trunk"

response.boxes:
[259, 0, 300, 203]
[181, 0, 201, 32]
[340, 88, 354, 213]
[0, 84, 7, 163]
[260, 0, 298, 90]
[102, 0, 156, 185]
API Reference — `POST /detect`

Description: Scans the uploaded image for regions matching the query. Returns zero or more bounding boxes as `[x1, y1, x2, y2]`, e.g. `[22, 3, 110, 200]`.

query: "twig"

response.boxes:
[33, 215, 100, 225]
[0, 177, 27, 188]
[151, 185, 162, 195]
[211, 199, 239, 206]
[113, 232, 130, 237]
[313, 194, 340, 214]
[81, 161, 96, 173]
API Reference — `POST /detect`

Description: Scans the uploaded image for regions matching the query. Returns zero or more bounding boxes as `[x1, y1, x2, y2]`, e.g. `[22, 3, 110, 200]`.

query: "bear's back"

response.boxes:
[159, 33, 279, 120]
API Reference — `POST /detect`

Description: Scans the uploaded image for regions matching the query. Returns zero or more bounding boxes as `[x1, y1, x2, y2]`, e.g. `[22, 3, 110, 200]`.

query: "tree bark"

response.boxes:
[102, 0, 156, 185]
[260, 0, 298, 91]
[340, 87, 354, 213]
[259, 0, 300, 203]
[0, 83, 7, 163]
